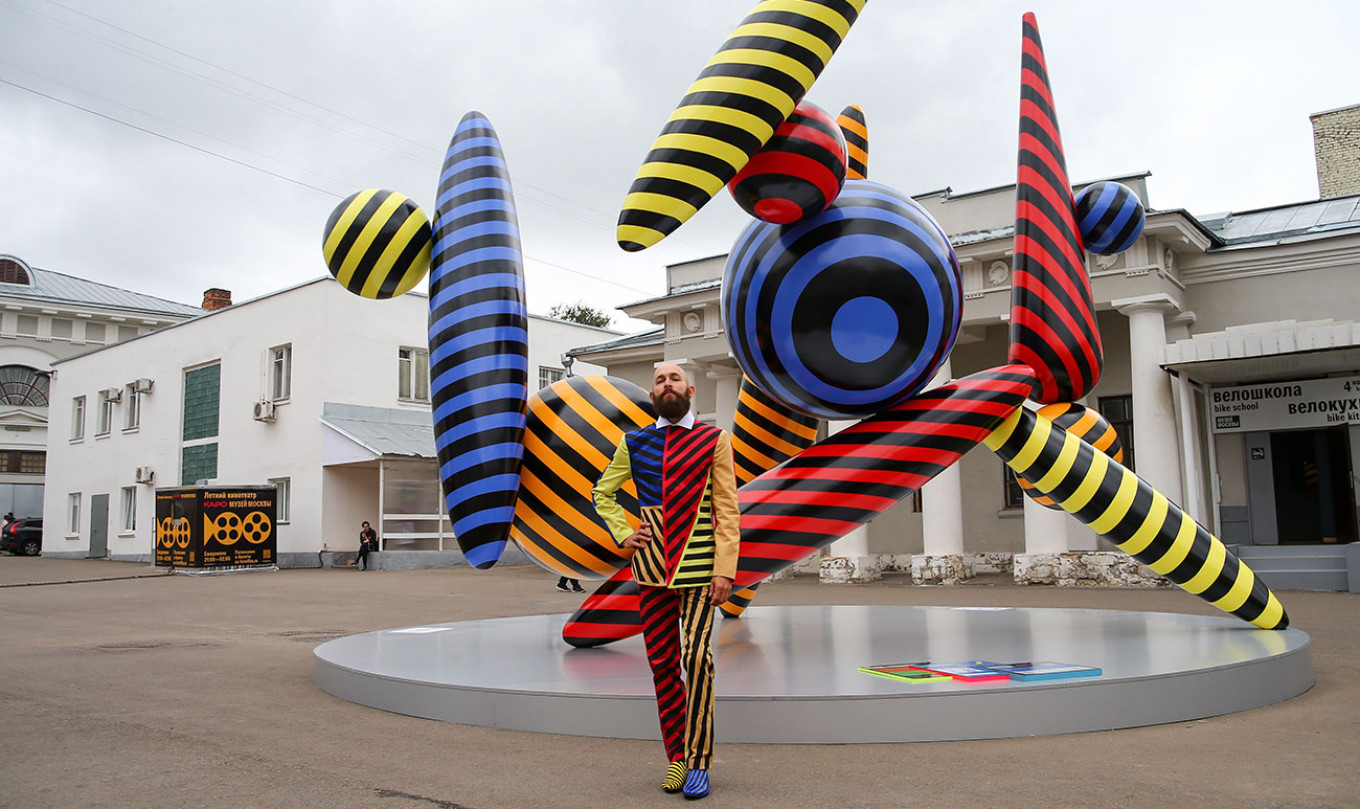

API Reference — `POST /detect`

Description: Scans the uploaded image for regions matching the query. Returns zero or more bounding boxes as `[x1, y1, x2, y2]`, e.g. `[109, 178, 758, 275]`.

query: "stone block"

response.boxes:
[820, 555, 883, 584]
[1013, 552, 1168, 587]
[911, 554, 975, 585]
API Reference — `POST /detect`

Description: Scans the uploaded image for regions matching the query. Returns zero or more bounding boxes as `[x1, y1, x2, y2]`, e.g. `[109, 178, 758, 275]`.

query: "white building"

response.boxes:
[0, 254, 203, 520]
[42, 277, 613, 566]
[570, 109, 1360, 591]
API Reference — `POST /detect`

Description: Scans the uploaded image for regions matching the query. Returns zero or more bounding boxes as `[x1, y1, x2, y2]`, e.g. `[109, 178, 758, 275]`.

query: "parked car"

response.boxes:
[1, 517, 42, 556]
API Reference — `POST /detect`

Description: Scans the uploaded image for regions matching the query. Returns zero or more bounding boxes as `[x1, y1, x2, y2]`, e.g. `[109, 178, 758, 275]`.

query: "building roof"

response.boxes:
[320, 403, 435, 459]
[1196, 195, 1360, 246]
[566, 326, 665, 359]
[0, 256, 203, 318]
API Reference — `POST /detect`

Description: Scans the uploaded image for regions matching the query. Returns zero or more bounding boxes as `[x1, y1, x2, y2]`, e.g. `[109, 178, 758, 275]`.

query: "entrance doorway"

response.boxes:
[87, 493, 109, 558]
[1269, 426, 1358, 544]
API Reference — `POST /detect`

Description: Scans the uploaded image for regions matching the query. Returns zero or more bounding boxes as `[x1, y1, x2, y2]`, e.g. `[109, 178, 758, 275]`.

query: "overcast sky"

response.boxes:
[2, 1, 1357, 332]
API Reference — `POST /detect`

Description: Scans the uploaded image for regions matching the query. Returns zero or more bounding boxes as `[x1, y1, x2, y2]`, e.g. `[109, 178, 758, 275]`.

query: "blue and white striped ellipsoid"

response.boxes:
[428, 111, 529, 569]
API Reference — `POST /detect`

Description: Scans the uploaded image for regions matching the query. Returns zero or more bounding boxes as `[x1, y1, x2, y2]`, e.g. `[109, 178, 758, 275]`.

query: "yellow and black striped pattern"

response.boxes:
[322, 189, 432, 299]
[1016, 402, 1122, 508]
[836, 103, 868, 179]
[617, 0, 867, 251]
[984, 406, 1288, 629]
[732, 375, 820, 486]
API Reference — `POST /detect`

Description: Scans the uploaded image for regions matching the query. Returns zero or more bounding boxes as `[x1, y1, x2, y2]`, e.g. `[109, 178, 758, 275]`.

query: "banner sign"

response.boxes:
[1210, 377, 1360, 433]
[155, 485, 277, 568]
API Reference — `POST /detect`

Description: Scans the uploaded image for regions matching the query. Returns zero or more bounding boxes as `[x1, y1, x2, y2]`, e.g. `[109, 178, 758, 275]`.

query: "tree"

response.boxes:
[548, 302, 612, 328]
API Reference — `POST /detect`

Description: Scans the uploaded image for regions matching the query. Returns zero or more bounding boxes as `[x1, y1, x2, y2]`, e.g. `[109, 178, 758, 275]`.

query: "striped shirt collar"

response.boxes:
[654, 411, 696, 431]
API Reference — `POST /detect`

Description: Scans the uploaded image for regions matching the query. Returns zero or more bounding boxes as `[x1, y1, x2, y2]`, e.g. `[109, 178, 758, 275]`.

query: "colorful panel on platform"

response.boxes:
[837, 104, 868, 179]
[511, 375, 654, 579]
[1015, 402, 1123, 509]
[984, 406, 1289, 629]
[617, 0, 867, 251]
[429, 111, 529, 569]
[1007, 13, 1102, 405]
[1074, 181, 1146, 255]
[723, 180, 963, 420]
[727, 100, 847, 224]
[322, 189, 432, 299]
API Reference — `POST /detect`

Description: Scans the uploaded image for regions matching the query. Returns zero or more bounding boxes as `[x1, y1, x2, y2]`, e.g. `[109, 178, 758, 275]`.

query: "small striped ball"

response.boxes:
[722, 180, 963, 420]
[1017, 402, 1125, 509]
[1073, 181, 1145, 255]
[322, 189, 431, 299]
[727, 101, 847, 224]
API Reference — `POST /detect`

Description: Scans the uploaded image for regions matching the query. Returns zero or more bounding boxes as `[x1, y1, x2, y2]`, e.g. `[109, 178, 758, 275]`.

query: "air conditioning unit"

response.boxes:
[103, 387, 123, 402]
[133, 378, 154, 393]
[135, 466, 155, 484]
[253, 400, 277, 422]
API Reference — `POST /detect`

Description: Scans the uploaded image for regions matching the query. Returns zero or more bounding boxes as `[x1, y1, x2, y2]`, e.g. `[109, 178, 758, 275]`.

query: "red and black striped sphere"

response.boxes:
[1016, 402, 1124, 509]
[727, 101, 847, 224]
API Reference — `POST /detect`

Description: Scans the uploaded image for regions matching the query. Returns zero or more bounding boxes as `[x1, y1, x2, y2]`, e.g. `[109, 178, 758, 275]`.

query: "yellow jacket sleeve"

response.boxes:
[592, 439, 634, 546]
[709, 430, 741, 580]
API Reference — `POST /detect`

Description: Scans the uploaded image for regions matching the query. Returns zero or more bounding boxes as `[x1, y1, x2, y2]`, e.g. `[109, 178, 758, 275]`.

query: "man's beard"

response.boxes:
[654, 390, 690, 422]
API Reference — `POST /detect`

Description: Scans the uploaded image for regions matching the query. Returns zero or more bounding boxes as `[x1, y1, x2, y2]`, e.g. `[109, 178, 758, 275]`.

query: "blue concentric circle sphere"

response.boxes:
[1073, 181, 1145, 255]
[721, 180, 963, 420]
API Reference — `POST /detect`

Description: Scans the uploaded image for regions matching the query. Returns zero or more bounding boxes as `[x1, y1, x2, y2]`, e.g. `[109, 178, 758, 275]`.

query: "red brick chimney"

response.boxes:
[202, 288, 232, 311]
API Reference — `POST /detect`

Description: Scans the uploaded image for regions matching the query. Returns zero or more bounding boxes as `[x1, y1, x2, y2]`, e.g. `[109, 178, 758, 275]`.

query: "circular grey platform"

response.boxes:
[313, 605, 1313, 743]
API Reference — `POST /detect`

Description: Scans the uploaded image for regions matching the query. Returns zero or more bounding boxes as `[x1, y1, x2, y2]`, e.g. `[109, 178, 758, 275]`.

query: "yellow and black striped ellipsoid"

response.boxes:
[617, 0, 867, 251]
[322, 189, 431, 299]
[1015, 401, 1122, 509]
[836, 104, 868, 179]
[984, 406, 1288, 630]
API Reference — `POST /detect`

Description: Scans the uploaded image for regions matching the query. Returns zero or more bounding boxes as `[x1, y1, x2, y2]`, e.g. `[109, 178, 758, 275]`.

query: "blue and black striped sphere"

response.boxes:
[721, 180, 963, 420]
[1073, 181, 1145, 255]
[322, 189, 431, 299]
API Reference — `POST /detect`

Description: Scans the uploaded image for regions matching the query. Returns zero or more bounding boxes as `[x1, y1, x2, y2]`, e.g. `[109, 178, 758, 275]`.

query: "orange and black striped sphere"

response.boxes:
[1017, 402, 1124, 509]
[510, 375, 654, 579]
[727, 101, 847, 225]
[322, 189, 431, 299]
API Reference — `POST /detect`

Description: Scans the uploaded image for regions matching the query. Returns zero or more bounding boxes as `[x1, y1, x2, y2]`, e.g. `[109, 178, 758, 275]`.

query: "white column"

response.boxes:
[1022, 493, 1069, 553]
[706, 365, 743, 433]
[1114, 294, 1184, 504]
[921, 359, 963, 557]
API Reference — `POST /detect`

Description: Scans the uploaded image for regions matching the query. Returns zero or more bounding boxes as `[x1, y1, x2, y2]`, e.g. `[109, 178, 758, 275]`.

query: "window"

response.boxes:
[97, 390, 115, 436]
[68, 493, 81, 534]
[71, 396, 86, 440]
[398, 347, 429, 402]
[269, 344, 292, 401]
[1003, 467, 1025, 509]
[120, 486, 136, 532]
[0, 451, 45, 474]
[182, 363, 221, 485]
[1098, 395, 1135, 473]
[181, 444, 218, 486]
[538, 366, 565, 390]
[269, 477, 291, 524]
[123, 384, 140, 430]
[0, 365, 50, 405]
[85, 322, 106, 344]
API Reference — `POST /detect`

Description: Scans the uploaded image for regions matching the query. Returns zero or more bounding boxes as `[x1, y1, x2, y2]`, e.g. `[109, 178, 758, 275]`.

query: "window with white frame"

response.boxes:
[398, 347, 430, 402]
[123, 384, 140, 430]
[71, 396, 86, 441]
[269, 344, 292, 402]
[68, 493, 81, 534]
[268, 477, 291, 524]
[120, 486, 136, 532]
[96, 390, 114, 436]
[538, 366, 564, 390]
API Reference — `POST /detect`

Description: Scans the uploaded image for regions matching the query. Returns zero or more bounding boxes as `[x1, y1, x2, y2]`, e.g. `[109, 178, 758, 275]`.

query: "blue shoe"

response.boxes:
[682, 768, 709, 800]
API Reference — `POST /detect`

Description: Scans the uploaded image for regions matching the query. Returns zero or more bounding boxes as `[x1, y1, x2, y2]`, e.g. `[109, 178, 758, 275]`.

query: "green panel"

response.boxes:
[181, 443, 218, 486]
[183, 364, 221, 441]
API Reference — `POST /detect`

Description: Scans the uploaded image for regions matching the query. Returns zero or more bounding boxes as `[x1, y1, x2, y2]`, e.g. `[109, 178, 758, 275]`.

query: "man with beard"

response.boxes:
[592, 362, 739, 800]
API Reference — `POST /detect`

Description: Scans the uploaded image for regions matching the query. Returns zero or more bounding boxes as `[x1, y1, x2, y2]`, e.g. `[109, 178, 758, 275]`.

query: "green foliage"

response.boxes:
[548, 302, 612, 328]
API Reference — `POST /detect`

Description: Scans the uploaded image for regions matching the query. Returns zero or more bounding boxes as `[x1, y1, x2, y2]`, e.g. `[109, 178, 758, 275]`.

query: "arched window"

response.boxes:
[0, 258, 32, 286]
[0, 365, 50, 406]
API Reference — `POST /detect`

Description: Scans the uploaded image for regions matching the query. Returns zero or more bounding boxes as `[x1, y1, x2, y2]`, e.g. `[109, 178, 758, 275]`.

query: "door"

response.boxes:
[88, 493, 109, 558]
[1270, 427, 1359, 544]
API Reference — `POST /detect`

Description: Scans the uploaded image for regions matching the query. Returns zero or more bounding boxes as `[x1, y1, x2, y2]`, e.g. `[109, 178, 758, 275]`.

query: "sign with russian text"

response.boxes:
[155, 485, 277, 567]
[1210, 377, 1360, 433]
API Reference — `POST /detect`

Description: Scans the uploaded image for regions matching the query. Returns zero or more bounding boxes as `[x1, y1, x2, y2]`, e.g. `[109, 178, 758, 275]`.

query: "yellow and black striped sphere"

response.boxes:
[1017, 402, 1124, 508]
[322, 189, 432, 299]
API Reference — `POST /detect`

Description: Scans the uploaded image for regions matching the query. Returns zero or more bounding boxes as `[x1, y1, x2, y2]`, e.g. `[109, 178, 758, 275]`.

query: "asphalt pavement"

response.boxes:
[1, 555, 1356, 809]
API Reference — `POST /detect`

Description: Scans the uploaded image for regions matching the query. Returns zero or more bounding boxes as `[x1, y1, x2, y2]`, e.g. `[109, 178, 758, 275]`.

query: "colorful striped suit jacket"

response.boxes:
[593, 419, 740, 588]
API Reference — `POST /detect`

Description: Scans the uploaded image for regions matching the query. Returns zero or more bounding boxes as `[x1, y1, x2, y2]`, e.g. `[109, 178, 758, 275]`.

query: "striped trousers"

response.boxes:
[637, 584, 717, 768]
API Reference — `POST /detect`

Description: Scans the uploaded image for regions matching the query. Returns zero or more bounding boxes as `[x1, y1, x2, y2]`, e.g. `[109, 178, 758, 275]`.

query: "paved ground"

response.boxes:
[1, 555, 1356, 809]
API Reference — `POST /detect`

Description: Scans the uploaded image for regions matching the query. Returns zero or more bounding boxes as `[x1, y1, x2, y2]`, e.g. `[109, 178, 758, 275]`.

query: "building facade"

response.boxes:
[42, 278, 612, 566]
[0, 254, 203, 520]
[571, 172, 1360, 590]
